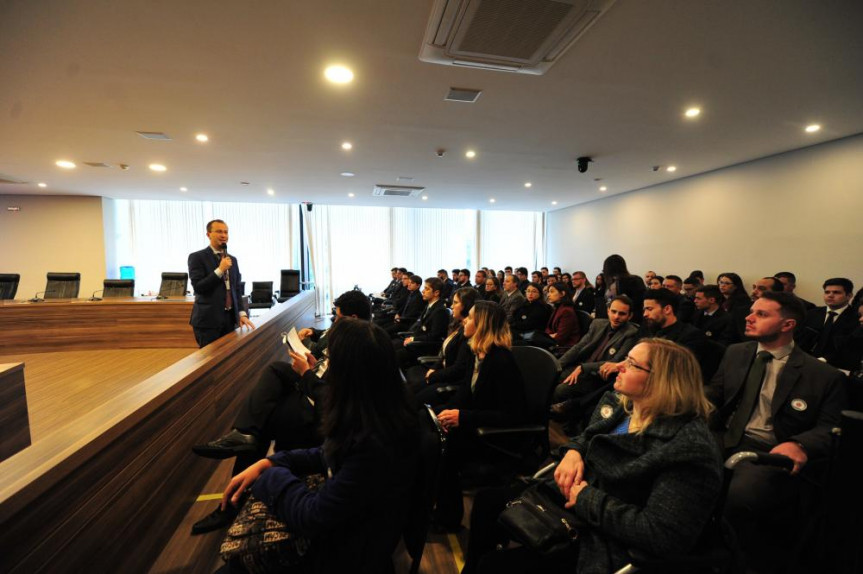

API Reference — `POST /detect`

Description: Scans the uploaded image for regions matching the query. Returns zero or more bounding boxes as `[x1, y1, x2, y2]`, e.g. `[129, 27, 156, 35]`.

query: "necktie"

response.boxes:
[816, 311, 838, 354]
[587, 329, 614, 363]
[723, 350, 773, 448]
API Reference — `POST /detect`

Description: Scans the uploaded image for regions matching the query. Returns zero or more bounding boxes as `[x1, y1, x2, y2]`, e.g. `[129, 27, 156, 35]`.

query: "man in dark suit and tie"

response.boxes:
[570, 270, 595, 313]
[693, 284, 736, 345]
[707, 291, 846, 572]
[797, 277, 857, 367]
[188, 219, 255, 347]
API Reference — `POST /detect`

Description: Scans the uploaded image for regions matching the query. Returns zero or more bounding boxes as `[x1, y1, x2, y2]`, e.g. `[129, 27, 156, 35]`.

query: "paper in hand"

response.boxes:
[283, 327, 312, 356]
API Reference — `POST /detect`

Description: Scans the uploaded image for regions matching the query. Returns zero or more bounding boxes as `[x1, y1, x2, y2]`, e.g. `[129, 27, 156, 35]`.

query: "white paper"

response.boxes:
[285, 327, 312, 356]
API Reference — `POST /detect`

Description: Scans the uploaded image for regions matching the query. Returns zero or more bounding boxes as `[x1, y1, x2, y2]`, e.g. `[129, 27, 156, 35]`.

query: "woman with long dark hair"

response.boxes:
[510, 282, 552, 339]
[598, 254, 645, 319]
[526, 282, 580, 350]
[220, 318, 419, 573]
[483, 276, 503, 303]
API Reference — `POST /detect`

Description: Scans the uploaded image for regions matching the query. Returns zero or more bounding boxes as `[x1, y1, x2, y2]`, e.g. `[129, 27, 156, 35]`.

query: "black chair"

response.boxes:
[0, 273, 20, 300]
[158, 272, 188, 297]
[248, 281, 275, 310]
[45, 272, 81, 298]
[699, 339, 727, 383]
[276, 269, 300, 303]
[102, 279, 134, 298]
[402, 405, 448, 574]
[576, 310, 593, 339]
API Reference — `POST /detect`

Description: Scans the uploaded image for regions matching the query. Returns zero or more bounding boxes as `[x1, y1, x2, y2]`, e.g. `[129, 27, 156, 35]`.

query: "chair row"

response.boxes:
[0, 272, 189, 301]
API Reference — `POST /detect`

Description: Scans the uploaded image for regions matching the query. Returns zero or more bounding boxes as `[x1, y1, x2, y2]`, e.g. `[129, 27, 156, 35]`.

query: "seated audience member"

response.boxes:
[553, 266, 562, 278]
[540, 267, 550, 282]
[601, 254, 646, 320]
[482, 275, 502, 303]
[689, 270, 705, 287]
[693, 284, 736, 345]
[797, 277, 857, 367]
[437, 268, 455, 303]
[504, 266, 513, 274]
[373, 267, 400, 305]
[542, 274, 558, 302]
[647, 275, 664, 290]
[220, 318, 419, 573]
[463, 339, 722, 574]
[396, 277, 450, 366]
[570, 270, 595, 313]
[498, 273, 526, 320]
[405, 287, 478, 403]
[644, 270, 657, 284]
[190, 291, 371, 534]
[496, 270, 505, 283]
[474, 269, 488, 291]
[637, 288, 707, 358]
[509, 282, 552, 338]
[457, 269, 472, 288]
[375, 270, 409, 320]
[774, 271, 816, 310]
[434, 302, 528, 530]
[664, 274, 696, 323]
[832, 301, 863, 373]
[750, 276, 784, 301]
[707, 291, 846, 572]
[385, 274, 424, 335]
[515, 267, 530, 292]
[529, 283, 580, 350]
[561, 272, 572, 287]
[551, 295, 639, 408]
[683, 276, 699, 298]
[718, 272, 751, 340]
[531, 270, 543, 285]
[593, 273, 607, 318]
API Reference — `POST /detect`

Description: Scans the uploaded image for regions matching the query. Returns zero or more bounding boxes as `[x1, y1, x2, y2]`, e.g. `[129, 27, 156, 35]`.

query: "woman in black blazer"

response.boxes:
[434, 301, 528, 529]
[509, 282, 552, 338]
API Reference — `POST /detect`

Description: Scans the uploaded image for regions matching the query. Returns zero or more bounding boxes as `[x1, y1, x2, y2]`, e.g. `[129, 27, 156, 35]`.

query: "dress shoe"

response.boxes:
[192, 429, 258, 459]
[549, 400, 575, 422]
[191, 504, 237, 535]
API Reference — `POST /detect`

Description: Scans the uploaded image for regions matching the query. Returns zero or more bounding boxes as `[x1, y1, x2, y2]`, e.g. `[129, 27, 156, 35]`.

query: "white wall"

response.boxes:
[546, 135, 863, 303]
[1, 194, 107, 299]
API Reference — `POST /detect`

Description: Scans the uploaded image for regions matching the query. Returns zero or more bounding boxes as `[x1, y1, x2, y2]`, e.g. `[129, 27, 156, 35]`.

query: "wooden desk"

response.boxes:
[0, 363, 30, 463]
[0, 297, 197, 353]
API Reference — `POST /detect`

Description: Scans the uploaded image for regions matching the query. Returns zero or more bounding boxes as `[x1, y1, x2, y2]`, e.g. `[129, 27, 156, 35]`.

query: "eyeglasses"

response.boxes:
[718, 281, 733, 286]
[625, 357, 651, 374]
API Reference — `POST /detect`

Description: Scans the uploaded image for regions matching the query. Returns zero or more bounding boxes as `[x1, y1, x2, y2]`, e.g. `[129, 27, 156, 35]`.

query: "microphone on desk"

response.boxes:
[89, 289, 104, 301]
[29, 290, 55, 302]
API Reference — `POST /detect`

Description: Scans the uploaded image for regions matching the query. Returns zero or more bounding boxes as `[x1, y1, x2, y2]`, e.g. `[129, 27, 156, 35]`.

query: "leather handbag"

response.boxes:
[498, 479, 583, 555]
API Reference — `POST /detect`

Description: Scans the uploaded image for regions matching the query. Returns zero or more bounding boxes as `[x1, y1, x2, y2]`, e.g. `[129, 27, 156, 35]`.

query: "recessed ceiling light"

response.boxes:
[666, 165, 677, 172]
[149, 163, 167, 172]
[180, 187, 188, 192]
[267, 188, 275, 196]
[340, 171, 355, 177]
[489, 198, 495, 203]
[55, 160, 76, 169]
[341, 142, 353, 150]
[524, 182, 532, 188]
[551, 201, 558, 205]
[325, 65, 354, 84]
[599, 185, 607, 192]
[422, 196, 428, 201]
[466, 150, 477, 159]
[805, 124, 821, 133]
[684, 107, 701, 118]
[195, 133, 209, 142]
[348, 193, 355, 198]
[37, 182, 47, 188]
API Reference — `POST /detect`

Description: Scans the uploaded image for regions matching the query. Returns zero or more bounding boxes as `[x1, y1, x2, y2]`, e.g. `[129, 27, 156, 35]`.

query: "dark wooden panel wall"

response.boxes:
[0, 363, 30, 463]
[0, 291, 317, 573]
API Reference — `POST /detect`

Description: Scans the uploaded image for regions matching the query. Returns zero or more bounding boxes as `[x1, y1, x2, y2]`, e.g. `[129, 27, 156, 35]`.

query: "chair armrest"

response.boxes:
[476, 424, 547, 437]
[406, 341, 442, 356]
[398, 331, 413, 337]
[417, 356, 439, 366]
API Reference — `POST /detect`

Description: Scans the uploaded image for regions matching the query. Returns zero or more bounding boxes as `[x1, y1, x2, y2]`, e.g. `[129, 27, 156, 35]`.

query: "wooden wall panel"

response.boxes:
[0, 292, 316, 573]
[0, 363, 30, 462]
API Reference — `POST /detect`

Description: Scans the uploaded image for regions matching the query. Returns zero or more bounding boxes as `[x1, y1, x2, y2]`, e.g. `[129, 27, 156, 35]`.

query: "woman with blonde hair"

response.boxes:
[463, 338, 722, 574]
[434, 301, 528, 530]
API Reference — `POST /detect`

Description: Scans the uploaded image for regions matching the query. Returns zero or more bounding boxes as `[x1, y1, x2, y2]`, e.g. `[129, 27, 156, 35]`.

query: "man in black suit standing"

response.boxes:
[188, 219, 255, 347]
[798, 277, 857, 367]
[707, 291, 846, 571]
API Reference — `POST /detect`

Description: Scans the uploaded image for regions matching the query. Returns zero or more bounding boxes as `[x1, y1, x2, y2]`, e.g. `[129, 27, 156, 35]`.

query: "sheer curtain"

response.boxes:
[479, 210, 545, 271]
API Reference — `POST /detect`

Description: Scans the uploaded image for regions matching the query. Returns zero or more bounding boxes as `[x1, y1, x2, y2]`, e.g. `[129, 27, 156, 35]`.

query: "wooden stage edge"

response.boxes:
[0, 291, 317, 574]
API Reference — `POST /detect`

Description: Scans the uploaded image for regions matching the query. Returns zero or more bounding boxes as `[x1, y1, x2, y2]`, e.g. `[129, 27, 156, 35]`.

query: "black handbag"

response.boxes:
[498, 479, 583, 555]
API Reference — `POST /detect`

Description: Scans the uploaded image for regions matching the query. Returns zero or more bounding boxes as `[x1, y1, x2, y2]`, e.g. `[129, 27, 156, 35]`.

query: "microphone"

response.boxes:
[29, 290, 55, 302]
[89, 289, 104, 301]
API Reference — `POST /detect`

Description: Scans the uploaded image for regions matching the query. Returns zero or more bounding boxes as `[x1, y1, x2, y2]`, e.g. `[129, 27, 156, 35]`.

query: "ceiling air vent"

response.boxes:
[0, 173, 26, 184]
[136, 131, 173, 141]
[419, 0, 617, 75]
[373, 185, 426, 197]
[445, 87, 482, 102]
[83, 162, 112, 168]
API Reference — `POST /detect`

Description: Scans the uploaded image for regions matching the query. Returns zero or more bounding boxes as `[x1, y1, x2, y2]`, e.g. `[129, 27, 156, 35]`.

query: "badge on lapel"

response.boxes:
[790, 398, 807, 412]
[705, 331, 713, 337]
[600, 405, 614, 419]
[608, 348, 616, 356]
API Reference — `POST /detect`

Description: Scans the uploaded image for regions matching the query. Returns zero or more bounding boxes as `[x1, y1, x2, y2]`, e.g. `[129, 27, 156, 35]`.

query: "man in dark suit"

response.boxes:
[749, 276, 784, 301]
[499, 273, 526, 320]
[188, 219, 254, 347]
[638, 288, 707, 356]
[707, 291, 846, 571]
[693, 284, 736, 345]
[570, 270, 595, 313]
[797, 277, 857, 367]
[437, 269, 455, 304]
[515, 267, 530, 292]
[663, 274, 696, 323]
[385, 274, 423, 336]
[774, 271, 816, 310]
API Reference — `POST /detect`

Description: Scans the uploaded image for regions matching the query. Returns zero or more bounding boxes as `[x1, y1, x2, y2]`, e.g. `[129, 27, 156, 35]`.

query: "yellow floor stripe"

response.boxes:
[196, 493, 223, 502]
[447, 532, 465, 572]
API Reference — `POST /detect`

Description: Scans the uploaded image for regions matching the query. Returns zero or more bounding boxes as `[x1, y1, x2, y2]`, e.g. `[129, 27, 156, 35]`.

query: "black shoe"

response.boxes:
[191, 504, 237, 535]
[192, 429, 259, 459]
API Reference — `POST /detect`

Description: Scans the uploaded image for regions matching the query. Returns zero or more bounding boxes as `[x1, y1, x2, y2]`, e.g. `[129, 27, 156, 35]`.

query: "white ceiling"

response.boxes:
[1, 0, 862, 212]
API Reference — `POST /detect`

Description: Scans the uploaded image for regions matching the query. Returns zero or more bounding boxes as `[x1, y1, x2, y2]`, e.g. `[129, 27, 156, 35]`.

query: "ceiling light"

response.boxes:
[552, 201, 558, 205]
[55, 160, 76, 169]
[524, 182, 532, 188]
[148, 163, 167, 172]
[324, 65, 354, 84]
[805, 124, 821, 133]
[340, 171, 355, 177]
[348, 193, 355, 198]
[195, 133, 209, 142]
[267, 188, 275, 196]
[666, 165, 677, 172]
[180, 187, 188, 192]
[422, 196, 428, 201]
[37, 182, 47, 188]
[465, 150, 476, 159]
[599, 185, 607, 192]
[341, 142, 353, 150]
[489, 198, 495, 203]
[684, 107, 701, 118]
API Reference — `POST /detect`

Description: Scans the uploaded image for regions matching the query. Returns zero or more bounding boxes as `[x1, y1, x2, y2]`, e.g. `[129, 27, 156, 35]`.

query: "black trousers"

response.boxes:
[193, 309, 236, 347]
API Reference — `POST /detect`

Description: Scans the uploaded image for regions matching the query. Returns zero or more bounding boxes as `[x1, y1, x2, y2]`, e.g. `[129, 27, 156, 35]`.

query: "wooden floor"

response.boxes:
[0, 348, 194, 442]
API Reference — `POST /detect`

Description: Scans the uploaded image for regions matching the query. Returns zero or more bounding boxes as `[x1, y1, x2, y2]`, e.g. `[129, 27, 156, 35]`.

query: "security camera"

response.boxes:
[305, 203, 313, 212]
[436, 149, 446, 158]
[576, 156, 593, 173]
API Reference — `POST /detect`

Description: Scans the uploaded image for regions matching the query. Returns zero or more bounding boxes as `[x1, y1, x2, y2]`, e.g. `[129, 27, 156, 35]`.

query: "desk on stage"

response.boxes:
[0, 297, 197, 353]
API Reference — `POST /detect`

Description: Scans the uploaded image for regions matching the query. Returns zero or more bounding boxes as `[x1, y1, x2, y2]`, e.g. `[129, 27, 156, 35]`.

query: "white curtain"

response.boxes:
[302, 204, 332, 316]
[479, 210, 545, 271]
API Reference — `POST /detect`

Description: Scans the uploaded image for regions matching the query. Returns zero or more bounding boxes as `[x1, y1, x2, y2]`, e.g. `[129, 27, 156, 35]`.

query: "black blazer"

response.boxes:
[187, 246, 247, 329]
[409, 299, 450, 342]
[427, 330, 472, 385]
[798, 306, 859, 365]
[449, 345, 528, 430]
[693, 308, 736, 346]
[398, 290, 424, 324]
[510, 299, 552, 334]
[573, 287, 595, 313]
[638, 319, 707, 360]
[707, 342, 847, 458]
